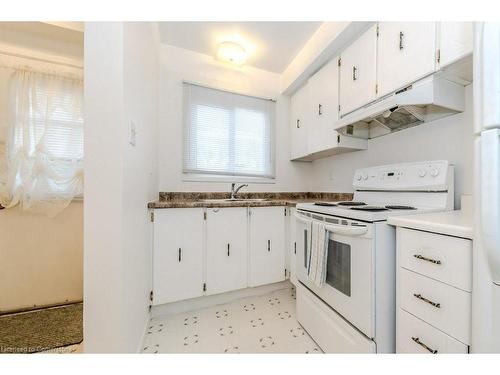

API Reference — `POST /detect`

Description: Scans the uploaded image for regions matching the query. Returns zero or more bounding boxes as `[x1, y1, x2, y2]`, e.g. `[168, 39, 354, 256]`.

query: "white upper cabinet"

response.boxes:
[437, 22, 473, 68]
[153, 208, 204, 305]
[307, 58, 340, 154]
[249, 207, 286, 287]
[290, 83, 310, 160]
[340, 24, 378, 116]
[206, 207, 248, 296]
[377, 22, 437, 97]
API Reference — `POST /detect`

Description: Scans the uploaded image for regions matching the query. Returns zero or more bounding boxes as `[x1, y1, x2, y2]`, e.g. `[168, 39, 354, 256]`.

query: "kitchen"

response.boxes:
[138, 21, 477, 354]
[1, 1, 499, 372]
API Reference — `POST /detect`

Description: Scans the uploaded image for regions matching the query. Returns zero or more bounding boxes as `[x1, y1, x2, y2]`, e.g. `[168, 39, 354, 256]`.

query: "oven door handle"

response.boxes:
[294, 212, 312, 224]
[295, 213, 367, 236]
[324, 224, 368, 236]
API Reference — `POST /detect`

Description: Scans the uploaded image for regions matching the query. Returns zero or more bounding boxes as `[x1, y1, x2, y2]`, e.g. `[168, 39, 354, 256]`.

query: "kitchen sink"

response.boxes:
[201, 198, 269, 203]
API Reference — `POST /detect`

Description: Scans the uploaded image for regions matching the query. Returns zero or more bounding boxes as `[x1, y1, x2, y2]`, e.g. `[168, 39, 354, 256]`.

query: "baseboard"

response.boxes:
[151, 280, 292, 319]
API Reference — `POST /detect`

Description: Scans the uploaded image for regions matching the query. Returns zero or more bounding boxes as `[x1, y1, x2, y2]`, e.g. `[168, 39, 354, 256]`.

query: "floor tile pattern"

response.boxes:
[142, 286, 322, 353]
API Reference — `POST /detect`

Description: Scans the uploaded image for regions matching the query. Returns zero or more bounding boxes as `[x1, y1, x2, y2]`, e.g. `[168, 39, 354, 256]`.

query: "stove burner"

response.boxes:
[385, 205, 416, 210]
[314, 202, 337, 206]
[350, 206, 389, 212]
[337, 201, 366, 206]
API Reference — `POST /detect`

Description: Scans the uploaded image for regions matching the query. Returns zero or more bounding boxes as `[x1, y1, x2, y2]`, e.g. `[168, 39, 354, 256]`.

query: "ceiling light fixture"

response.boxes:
[216, 41, 248, 66]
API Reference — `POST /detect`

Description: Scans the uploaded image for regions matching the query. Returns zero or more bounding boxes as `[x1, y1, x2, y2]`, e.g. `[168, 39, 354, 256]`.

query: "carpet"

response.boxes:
[0, 303, 83, 353]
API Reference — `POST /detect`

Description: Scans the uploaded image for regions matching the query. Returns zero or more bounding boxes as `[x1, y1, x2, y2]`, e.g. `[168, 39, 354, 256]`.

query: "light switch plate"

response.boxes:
[129, 120, 136, 146]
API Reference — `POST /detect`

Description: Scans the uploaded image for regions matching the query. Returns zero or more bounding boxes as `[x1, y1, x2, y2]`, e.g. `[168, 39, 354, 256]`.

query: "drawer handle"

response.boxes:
[411, 337, 438, 354]
[413, 293, 441, 309]
[413, 254, 442, 265]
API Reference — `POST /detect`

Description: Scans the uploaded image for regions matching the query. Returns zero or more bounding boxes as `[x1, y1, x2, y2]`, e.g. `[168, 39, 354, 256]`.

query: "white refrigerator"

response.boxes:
[472, 22, 500, 353]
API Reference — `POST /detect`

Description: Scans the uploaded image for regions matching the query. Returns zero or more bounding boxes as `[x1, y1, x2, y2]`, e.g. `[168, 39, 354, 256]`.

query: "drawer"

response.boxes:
[296, 283, 376, 353]
[397, 309, 468, 353]
[399, 268, 471, 344]
[398, 228, 472, 291]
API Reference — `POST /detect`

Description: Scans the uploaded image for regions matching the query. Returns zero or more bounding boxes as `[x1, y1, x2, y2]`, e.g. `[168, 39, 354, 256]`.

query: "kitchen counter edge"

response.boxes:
[387, 210, 474, 240]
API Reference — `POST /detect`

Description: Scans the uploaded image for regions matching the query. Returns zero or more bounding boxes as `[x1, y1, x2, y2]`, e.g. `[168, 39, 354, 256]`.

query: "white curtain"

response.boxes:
[0, 68, 83, 217]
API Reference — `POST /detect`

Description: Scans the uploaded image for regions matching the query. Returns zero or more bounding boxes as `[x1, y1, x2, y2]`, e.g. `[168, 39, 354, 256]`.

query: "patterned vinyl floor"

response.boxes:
[142, 285, 322, 354]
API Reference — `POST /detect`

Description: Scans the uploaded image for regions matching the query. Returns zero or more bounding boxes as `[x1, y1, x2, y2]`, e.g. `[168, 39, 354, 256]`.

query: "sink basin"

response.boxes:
[201, 198, 269, 203]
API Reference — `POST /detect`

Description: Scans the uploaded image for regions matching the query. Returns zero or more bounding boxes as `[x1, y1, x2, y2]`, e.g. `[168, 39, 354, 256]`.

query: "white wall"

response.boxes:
[84, 22, 159, 353]
[158, 44, 311, 193]
[308, 85, 474, 209]
[0, 202, 83, 312]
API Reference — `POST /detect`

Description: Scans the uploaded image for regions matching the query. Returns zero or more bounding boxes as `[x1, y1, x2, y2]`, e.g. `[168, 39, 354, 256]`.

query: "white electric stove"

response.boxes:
[294, 160, 454, 353]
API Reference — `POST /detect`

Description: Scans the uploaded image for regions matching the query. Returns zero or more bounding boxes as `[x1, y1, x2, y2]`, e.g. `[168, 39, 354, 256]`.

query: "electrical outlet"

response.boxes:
[129, 120, 136, 146]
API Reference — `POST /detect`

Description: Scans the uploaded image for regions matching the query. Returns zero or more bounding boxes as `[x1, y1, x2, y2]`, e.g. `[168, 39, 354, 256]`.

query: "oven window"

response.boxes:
[326, 239, 351, 297]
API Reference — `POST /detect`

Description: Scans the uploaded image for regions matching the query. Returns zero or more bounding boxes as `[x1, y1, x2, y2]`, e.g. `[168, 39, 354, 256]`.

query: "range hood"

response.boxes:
[334, 74, 466, 139]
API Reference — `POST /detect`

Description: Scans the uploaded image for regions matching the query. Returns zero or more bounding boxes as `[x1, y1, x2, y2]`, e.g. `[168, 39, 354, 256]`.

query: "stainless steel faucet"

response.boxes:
[230, 183, 248, 200]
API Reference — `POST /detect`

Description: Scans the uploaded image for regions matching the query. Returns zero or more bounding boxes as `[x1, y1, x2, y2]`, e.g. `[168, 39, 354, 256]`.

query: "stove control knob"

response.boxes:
[362, 173, 368, 180]
[430, 168, 439, 177]
[356, 174, 362, 181]
[418, 169, 426, 177]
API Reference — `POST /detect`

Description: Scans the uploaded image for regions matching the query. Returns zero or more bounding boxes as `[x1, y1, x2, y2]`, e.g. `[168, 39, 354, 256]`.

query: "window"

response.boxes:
[0, 67, 83, 216]
[21, 82, 84, 162]
[183, 83, 275, 179]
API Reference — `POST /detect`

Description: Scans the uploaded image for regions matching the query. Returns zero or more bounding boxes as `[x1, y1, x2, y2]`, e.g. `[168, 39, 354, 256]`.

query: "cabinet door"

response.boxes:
[339, 24, 378, 116]
[308, 57, 340, 154]
[290, 83, 310, 160]
[289, 208, 298, 286]
[153, 208, 204, 305]
[377, 22, 437, 97]
[206, 207, 248, 295]
[249, 207, 286, 287]
[438, 22, 473, 68]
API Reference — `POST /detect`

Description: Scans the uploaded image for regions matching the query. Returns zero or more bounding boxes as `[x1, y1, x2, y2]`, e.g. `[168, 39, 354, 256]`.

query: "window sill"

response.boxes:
[182, 174, 276, 184]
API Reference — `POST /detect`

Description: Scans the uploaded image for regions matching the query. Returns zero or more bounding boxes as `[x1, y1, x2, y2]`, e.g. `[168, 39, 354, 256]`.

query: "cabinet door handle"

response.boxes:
[268, 240, 271, 252]
[227, 243, 230, 256]
[294, 242, 297, 254]
[399, 31, 404, 50]
[413, 254, 442, 265]
[178, 248, 182, 262]
[411, 337, 438, 354]
[352, 66, 357, 81]
[296, 119, 300, 128]
[318, 104, 322, 116]
[413, 293, 441, 308]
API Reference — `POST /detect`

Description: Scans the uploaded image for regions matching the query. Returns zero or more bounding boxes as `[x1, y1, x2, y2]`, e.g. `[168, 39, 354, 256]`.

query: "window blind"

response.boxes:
[183, 83, 275, 178]
[19, 82, 84, 162]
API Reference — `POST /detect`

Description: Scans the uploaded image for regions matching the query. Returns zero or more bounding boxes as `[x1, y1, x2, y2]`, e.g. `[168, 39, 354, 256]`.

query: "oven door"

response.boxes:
[295, 211, 375, 338]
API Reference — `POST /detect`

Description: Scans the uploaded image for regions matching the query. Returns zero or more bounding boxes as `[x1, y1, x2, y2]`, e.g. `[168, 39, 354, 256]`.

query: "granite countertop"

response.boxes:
[148, 192, 353, 209]
[387, 210, 474, 239]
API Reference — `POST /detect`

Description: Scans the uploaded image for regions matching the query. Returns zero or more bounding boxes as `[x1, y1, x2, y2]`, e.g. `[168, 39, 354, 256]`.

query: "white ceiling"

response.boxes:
[158, 22, 322, 73]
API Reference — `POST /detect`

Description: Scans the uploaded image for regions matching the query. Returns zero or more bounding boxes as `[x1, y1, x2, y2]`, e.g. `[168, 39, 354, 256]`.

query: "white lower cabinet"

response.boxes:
[288, 207, 298, 286]
[153, 208, 204, 305]
[249, 206, 286, 287]
[397, 309, 468, 354]
[153, 206, 287, 305]
[396, 227, 472, 353]
[206, 207, 248, 295]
